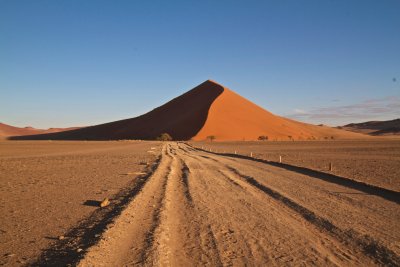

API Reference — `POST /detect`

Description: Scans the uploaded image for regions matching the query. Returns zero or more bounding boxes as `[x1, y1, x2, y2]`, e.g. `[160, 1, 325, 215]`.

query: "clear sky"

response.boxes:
[1, 0, 399, 128]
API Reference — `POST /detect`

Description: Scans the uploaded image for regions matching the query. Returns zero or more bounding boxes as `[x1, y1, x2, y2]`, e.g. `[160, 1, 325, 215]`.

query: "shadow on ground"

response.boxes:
[30, 156, 161, 267]
[83, 200, 102, 207]
[190, 145, 400, 205]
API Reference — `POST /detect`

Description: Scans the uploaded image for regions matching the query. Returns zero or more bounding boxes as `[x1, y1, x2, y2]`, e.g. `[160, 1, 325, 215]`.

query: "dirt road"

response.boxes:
[79, 143, 399, 266]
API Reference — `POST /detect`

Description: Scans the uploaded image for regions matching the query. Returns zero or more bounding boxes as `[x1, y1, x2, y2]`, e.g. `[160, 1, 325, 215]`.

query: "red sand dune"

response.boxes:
[9, 80, 367, 141]
[340, 119, 400, 136]
[0, 123, 80, 139]
[9, 81, 223, 140]
[193, 81, 366, 141]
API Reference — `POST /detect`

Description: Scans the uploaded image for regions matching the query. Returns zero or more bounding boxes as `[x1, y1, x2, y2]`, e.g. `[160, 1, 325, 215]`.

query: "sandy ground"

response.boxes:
[1, 141, 399, 266]
[78, 143, 399, 266]
[0, 141, 161, 266]
[190, 139, 400, 191]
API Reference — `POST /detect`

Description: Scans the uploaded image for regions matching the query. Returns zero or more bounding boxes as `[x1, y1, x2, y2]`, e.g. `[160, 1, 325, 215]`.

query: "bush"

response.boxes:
[156, 133, 173, 141]
[207, 135, 216, 142]
[258, 135, 269, 141]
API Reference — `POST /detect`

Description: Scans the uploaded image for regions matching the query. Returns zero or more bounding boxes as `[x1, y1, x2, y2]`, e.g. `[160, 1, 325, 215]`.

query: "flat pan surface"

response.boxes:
[0, 141, 160, 266]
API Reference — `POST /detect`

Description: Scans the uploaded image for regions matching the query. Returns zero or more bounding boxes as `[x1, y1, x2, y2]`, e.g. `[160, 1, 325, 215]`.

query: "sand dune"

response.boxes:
[10, 80, 367, 141]
[9, 80, 223, 140]
[0, 123, 79, 139]
[340, 118, 400, 136]
[193, 81, 366, 141]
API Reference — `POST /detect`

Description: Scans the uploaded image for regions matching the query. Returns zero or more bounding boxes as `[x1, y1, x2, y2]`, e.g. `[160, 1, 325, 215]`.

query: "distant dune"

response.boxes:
[339, 119, 400, 136]
[9, 80, 367, 141]
[0, 123, 80, 139]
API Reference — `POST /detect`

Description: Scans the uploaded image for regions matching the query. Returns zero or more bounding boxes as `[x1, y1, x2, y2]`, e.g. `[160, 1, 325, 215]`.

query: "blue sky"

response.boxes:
[1, 0, 399, 128]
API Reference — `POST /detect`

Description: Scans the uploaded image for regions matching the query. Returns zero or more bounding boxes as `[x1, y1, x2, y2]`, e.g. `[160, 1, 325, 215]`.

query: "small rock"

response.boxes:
[5, 253, 16, 257]
[58, 235, 65, 240]
[77, 248, 83, 253]
[100, 198, 110, 208]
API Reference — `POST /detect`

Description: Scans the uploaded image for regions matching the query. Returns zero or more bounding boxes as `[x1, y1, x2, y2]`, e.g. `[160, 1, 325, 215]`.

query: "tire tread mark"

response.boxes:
[227, 166, 400, 266]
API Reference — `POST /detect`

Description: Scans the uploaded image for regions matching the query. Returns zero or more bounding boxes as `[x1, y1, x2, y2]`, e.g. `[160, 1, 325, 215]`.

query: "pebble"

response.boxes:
[58, 235, 65, 240]
[77, 248, 83, 253]
[100, 198, 110, 208]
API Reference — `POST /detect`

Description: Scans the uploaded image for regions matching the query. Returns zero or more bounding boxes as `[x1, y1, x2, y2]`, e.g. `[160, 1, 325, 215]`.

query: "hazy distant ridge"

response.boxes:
[340, 119, 400, 136]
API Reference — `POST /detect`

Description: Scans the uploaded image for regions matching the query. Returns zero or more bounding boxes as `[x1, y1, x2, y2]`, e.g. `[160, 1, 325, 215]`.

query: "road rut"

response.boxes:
[79, 143, 399, 266]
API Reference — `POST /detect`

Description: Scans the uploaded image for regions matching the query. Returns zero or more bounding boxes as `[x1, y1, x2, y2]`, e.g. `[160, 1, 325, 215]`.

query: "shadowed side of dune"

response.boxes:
[9, 81, 224, 141]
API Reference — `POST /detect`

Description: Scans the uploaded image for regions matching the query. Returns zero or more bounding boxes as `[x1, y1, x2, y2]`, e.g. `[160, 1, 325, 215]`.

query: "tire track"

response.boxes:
[147, 144, 223, 266]
[79, 144, 173, 266]
[184, 151, 353, 265]
[77, 142, 399, 266]
[180, 148, 347, 266]
[181, 160, 193, 204]
[193, 146, 399, 266]
[229, 165, 399, 266]
[79, 143, 224, 266]
[31, 153, 162, 267]
[188, 144, 400, 204]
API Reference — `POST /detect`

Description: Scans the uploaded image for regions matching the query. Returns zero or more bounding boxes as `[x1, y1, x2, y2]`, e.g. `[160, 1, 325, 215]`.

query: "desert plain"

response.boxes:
[0, 138, 399, 266]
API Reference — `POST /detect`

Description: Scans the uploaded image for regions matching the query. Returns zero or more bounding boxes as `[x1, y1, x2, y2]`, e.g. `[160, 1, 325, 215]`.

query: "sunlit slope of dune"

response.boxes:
[193, 81, 366, 141]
